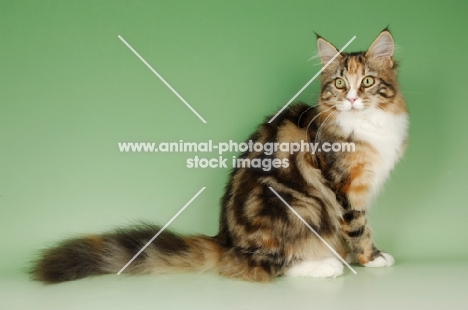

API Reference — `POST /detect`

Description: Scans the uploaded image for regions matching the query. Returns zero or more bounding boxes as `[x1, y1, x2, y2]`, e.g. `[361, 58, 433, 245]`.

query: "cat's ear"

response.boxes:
[366, 30, 394, 68]
[317, 36, 342, 66]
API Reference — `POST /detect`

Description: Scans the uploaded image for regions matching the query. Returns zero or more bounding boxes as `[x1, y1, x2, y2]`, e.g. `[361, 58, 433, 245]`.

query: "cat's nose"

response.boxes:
[347, 97, 358, 104]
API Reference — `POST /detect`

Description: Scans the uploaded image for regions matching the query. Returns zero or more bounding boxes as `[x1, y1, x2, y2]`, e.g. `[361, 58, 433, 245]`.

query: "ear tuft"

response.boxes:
[366, 30, 394, 59]
[317, 37, 341, 65]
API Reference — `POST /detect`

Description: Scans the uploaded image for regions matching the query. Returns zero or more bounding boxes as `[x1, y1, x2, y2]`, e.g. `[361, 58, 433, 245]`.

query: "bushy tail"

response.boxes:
[30, 224, 223, 284]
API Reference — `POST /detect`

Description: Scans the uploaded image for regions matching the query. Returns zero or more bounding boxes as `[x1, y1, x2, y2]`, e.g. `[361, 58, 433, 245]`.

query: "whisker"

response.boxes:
[314, 110, 336, 146]
[401, 91, 423, 94]
[298, 105, 318, 126]
[304, 105, 335, 142]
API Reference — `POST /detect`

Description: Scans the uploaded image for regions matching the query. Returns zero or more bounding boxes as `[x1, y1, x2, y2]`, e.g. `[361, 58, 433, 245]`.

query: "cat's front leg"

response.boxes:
[340, 210, 394, 267]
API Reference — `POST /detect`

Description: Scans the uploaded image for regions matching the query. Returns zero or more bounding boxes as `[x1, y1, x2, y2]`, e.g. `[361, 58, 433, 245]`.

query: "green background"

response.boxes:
[1, 0, 467, 309]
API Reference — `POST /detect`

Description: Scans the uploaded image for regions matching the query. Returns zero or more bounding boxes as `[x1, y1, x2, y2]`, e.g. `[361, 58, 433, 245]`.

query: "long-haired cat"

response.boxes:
[31, 29, 408, 283]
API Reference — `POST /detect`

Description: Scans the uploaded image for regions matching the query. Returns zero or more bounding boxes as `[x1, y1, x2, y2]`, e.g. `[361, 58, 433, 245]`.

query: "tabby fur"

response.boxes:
[30, 29, 408, 283]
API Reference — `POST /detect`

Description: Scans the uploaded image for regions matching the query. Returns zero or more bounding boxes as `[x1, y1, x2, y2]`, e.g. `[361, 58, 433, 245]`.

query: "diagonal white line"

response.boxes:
[268, 187, 357, 275]
[118, 35, 207, 124]
[268, 36, 356, 123]
[117, 187, 207, 275]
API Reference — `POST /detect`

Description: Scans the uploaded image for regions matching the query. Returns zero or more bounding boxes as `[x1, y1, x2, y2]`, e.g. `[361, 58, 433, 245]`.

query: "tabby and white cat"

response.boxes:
[31, 29, 408, 283]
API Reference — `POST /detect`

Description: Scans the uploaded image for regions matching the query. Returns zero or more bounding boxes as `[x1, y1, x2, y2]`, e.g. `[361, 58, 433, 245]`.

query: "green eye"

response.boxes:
[334, 78, 346, 89]
[362, 76, 375, 87]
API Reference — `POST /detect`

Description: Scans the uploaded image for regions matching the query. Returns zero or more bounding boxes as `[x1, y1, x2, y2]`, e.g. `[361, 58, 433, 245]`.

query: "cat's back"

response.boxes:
[252, 103, 317, 146]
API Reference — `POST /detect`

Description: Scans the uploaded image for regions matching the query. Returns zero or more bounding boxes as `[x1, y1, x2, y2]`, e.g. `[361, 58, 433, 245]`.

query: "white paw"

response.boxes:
[364, 252, 394, 267]
[286, 257, 344, 278]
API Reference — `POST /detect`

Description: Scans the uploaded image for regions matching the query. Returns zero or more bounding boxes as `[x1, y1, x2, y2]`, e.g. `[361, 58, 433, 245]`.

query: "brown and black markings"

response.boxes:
[30, 29, 407, 283]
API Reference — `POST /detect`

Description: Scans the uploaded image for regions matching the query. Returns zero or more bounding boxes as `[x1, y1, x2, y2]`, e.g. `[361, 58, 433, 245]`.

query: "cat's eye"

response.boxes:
[362, 76, 375, 87]
[334, 78, 346, 89]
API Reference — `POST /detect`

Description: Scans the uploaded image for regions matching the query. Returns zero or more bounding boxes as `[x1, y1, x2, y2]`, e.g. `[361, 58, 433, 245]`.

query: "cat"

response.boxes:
[30, 29, 408, 283]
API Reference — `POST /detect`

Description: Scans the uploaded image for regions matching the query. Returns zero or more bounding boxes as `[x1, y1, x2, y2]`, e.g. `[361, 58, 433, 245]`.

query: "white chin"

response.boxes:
[353, 102, 364, 110]
[337, 103, 352, 111]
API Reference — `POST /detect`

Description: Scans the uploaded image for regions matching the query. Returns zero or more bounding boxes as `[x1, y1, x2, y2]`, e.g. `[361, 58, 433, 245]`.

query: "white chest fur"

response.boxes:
[335, 108, 409, 197]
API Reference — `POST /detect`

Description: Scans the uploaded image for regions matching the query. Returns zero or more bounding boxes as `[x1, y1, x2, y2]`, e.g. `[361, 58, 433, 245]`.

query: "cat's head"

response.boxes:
[317, 29, 406, 115]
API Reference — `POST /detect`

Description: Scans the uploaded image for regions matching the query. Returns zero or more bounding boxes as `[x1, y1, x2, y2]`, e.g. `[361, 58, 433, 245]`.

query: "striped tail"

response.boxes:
[30, 224, 222, 284]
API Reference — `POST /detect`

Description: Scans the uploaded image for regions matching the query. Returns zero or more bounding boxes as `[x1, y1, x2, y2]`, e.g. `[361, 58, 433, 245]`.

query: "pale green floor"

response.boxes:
[1, 261, 467, 310]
